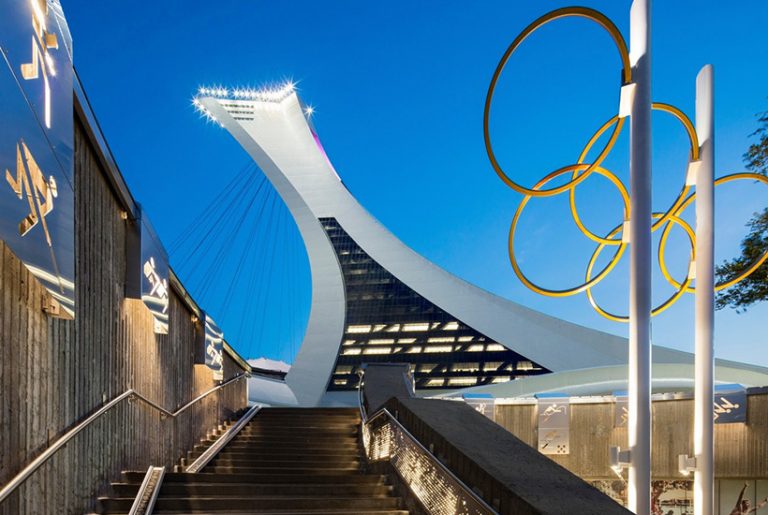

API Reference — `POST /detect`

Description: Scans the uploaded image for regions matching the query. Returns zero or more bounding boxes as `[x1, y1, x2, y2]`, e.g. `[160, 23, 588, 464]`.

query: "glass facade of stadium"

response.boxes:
[321, 217, 550, 391]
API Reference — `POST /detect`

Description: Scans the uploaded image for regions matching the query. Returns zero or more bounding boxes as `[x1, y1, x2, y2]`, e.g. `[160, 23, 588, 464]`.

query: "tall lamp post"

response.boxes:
[694, 65, 715, 515]
[627, 0, 653, 512]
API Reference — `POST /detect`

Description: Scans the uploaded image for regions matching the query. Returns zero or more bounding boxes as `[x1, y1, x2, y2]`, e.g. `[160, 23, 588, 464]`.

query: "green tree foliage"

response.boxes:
[715, 109, 768, 311]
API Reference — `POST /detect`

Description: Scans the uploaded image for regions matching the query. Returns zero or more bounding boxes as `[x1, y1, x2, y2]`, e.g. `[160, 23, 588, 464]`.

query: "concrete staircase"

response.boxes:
[97, 407, 408, 514]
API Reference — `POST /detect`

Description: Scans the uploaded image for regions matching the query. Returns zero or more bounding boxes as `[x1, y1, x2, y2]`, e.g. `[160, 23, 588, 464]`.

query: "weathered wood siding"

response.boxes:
[495, 394, 768, 480]
[0, 116, 247, 514]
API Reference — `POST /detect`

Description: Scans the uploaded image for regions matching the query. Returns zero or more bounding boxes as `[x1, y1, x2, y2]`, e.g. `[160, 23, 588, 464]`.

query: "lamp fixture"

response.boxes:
[609, 446, 631, 474]
[678, 454, 697, 476]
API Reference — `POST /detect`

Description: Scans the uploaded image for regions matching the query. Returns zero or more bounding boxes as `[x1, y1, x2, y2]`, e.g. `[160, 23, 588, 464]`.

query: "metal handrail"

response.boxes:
[357, 370, 368, 423]
[128, 465, 165, 515]
[356, 371, 497, 514]
[355, 366, 414, 424]
[185, 403, 262, 473]
[0, 372, 248, 504]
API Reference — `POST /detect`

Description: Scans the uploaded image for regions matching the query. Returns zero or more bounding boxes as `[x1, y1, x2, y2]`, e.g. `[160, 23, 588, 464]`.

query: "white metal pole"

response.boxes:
[694, 64, 715, 515]
[628, 0, 653, 513]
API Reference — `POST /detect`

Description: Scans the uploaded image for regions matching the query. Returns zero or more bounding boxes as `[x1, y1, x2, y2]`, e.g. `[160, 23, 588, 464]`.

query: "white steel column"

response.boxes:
[694, 64, 715, 515]
[628, 0, 653, 513]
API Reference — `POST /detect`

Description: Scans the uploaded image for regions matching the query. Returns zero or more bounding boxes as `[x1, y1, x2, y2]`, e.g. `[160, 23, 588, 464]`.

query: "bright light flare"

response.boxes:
[194, 80, 296, 103]
[191, 97, 221, 126]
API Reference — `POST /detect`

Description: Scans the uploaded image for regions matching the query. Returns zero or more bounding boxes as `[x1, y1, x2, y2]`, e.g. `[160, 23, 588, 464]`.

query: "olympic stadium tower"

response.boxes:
[195, 84, 768, 407]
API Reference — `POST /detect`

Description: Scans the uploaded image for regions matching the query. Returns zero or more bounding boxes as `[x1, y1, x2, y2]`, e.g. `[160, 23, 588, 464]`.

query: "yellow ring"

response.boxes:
[586, 213, 695, 322]
[659, 172, 768, 292]
[648, 103, 700, 231]
[569, 103, 699, 245]
[484, 7, 631, 197]
[508, 165, 627, 296]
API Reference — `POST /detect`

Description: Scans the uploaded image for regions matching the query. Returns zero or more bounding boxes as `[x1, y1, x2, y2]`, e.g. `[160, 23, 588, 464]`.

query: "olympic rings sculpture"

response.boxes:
[484, 6, 768, 322]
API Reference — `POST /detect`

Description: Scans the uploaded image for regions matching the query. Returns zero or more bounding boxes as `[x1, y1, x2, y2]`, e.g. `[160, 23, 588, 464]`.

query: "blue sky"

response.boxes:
[65, 1, 768, 367]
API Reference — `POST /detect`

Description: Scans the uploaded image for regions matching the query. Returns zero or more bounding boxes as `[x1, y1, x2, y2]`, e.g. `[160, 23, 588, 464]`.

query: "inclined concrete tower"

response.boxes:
[195, 84, 768, 407]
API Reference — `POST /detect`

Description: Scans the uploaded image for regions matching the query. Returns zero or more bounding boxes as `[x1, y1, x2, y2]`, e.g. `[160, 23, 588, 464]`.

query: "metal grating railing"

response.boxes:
[358, 369, 497, 515]
[362, 410, 496, 515]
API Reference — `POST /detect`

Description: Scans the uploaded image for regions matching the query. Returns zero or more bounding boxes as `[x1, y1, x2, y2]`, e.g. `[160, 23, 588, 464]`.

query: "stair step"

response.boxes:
[250, 421, 361, 424]
[112, 482, 394, 497]
[214, 434, 358, 442]
[138, 511, 408, 515]
[225, 433, 359, 441]
[250, 424, 360, 429]
[189, 448, 361, 459]
[247, 420, 359, 426]
[201, 465, 362, 474]
[237, 426, 360, 440]
[228, 435, 359, 443]
[255, 416, 361, 420]
[123, 472, 390, 485]
[241, 427, 359, 434]
[209, 456, 361, 466]
[220, 448, 360, 455]
[257, 411, 359, 416]
[251, 419, 360, 425]
[99, 496, 401, 512]
[226, 441, 359, 447]
[218, 444, 359, 454]
[219, 438, 360, 451]
[237, 428, 359, 437]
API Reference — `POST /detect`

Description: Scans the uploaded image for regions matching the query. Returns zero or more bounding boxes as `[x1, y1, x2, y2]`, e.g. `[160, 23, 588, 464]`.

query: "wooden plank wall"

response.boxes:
[495, 394, 768, 480]
[0, 116, 248, 513]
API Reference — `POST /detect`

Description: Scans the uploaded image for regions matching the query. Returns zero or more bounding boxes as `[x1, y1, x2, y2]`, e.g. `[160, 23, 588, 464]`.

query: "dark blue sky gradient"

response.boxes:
[64, 1, 768, 366]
